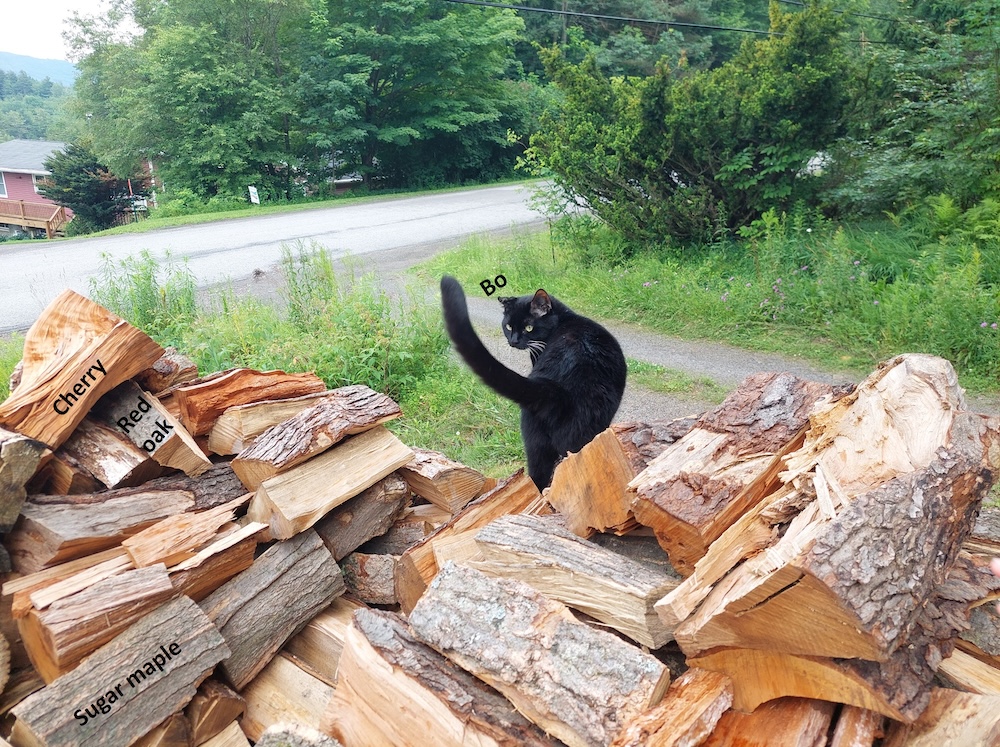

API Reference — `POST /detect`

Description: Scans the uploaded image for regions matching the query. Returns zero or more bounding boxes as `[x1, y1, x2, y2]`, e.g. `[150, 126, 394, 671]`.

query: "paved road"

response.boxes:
[0, 183, 543, 334]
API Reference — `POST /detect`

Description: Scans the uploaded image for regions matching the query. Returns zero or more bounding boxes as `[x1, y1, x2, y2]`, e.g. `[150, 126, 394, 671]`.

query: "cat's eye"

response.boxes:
[524, 325, 534, 332]
[505, 324, 512, 330]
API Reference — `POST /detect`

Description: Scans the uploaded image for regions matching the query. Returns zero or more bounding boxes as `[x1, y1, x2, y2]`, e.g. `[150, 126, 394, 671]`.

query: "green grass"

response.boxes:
[0, 334, 24, 400]
[423, 216, 1000, 393]
[627, 359, 728, 404]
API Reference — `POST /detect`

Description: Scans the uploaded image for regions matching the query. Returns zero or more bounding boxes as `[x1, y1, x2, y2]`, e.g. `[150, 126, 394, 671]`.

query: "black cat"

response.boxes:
[440, 275, 627, 488]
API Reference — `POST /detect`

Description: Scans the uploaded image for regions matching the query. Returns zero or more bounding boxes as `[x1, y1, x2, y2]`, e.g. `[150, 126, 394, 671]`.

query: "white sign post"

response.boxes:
[248, 186, 260, 205]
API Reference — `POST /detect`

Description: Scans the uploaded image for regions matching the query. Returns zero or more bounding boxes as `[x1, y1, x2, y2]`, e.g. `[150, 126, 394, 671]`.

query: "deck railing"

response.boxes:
[0, 199, 69, 239]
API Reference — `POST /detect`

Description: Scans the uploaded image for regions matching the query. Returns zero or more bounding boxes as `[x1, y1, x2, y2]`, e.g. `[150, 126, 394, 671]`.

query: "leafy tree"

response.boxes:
[531, 1, 850, 243]
[39, 142, 138, 233]
[308, 0, 525, 187]
[825, 0, 1000, 214]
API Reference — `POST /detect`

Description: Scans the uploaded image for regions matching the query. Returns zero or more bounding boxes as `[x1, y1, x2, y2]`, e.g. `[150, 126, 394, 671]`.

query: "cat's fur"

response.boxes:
[440, 275, 627, 488]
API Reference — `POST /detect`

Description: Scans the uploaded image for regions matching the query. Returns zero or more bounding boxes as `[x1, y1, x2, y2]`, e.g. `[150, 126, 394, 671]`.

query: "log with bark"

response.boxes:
[207, 390, 345, 455]
[325, 607, 559, 747]
[469, 513, 679, 648]
[134, 347, 198, 395]
[198, 529, 345, 690]
[18, 564, 176, 683]
[880, 688, 1000, 747]
[231, 385, 402, 490]
[172, 368, 327, 436]
[313, 473, 409, 561]
[655, 355, 999, 721]
[395, 469, 540, 614]
[397, 448, 486, 513]
[6, 490, 194, 573]
[0, 290, 164, 451]
[247, 425, 413, 540]
[55, 417, 163, 489]
[0, 428, 49, 534]
[167, 521, 266, 603]
[629, 372, 847, 574]
[547, 418, 696, 538]
[341, 552, 398, 606]
[88, 380, 211, 477]
[408, 562, 670, 747]
[9, 595, 229, 747]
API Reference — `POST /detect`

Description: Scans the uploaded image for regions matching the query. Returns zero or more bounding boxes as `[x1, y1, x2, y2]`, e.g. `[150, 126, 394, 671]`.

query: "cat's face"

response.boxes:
[499, 289, 558, 358]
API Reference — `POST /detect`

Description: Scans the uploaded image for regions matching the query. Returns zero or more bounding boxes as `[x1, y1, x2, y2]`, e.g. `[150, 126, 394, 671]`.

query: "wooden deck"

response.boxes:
[0, 198, 68, 238]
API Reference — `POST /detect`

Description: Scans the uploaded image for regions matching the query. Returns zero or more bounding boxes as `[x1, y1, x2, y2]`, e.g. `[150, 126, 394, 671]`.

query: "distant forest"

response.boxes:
[0, 69, 72, 142]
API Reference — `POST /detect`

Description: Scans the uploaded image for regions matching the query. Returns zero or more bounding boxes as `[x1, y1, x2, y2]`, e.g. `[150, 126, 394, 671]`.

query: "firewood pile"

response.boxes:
[0, 289, 998, 747]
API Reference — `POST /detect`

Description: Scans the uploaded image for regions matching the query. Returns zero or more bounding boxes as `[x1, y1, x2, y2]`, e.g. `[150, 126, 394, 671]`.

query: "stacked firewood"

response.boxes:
[0, 289, 998, 747]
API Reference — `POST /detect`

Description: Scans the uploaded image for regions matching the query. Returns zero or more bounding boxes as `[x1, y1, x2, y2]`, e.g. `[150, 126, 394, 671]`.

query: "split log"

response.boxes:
[701, 697, 836, 747]
[341, 552, 397, 606]
[186, 678, 245, 746]
[282, 596, 366, 687]
[880, 688, 1000, 747]
[173, 368, 327, 436]
[357, 505, 436, 556]
[10, 595, 229, 747]
[609, 667, 733, 747]
[397, 448, 485, 513]
[3, 547, 130, 618]
[313, 473, 409, 560]
[18, 564, 177, 683]
[936, 648, 1000, 694]
[6, 490, 194, 573]
[167, 522, 266, 602]
[0, 428, 49, 533]
[395, 469, 540, 614]
[326, 608, 559, 747]
[56, 417, 163, 489]
[135, 347, 198, 394]
[470, 514, 678, 648]
[408, 563, 670, 747]
[27, 451, 100, 495]
[89, 380, 211, 476]
[134, 713, 192, 747]
[629, 372, 845, 574]
[122, 496, 250, 568]
[0, 667, 43, 717]
[672, 408, 995, 664]
[207, 390, 344, 455]
[25, 552, 133, 613]
[829, 707, 885, 747]
[239, 654, 334, 743]
[142, 461, 247, 512]
[0, 289, 164, 450]
[248, 426, 413, 540]
[231, 385, 402, 490]
[199, 721, 250, 747]
[657, 357, 992, 656]
[548, 418, 696, 538]
[199, 529, 345, 690]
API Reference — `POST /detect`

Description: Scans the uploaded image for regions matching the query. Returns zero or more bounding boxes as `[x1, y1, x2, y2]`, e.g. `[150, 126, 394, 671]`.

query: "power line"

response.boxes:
[437, 0, 782, 36]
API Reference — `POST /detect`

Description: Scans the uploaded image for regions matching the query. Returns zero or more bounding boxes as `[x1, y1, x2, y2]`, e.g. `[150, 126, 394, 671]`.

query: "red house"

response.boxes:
[0, 139, 71, 239]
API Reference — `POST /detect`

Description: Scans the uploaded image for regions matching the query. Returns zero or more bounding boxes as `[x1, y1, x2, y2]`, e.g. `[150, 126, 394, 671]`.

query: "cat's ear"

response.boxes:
[498, 296, 516, 310]
[530, 289, 552, 317]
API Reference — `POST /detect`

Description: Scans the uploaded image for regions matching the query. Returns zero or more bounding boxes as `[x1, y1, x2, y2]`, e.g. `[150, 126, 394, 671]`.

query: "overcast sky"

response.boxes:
[3, 0, 111, 61]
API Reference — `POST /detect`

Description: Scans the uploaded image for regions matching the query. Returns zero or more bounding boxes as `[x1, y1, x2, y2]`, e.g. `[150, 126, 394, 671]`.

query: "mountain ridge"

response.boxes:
[0, 52, 78, 87]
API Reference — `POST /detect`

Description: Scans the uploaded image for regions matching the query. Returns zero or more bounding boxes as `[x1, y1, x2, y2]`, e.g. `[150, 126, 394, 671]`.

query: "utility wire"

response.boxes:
[438, 0, 782, 36]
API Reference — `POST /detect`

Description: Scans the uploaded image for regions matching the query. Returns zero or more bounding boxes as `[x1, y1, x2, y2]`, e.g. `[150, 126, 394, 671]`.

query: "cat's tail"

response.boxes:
[440, 275, 552, 407]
